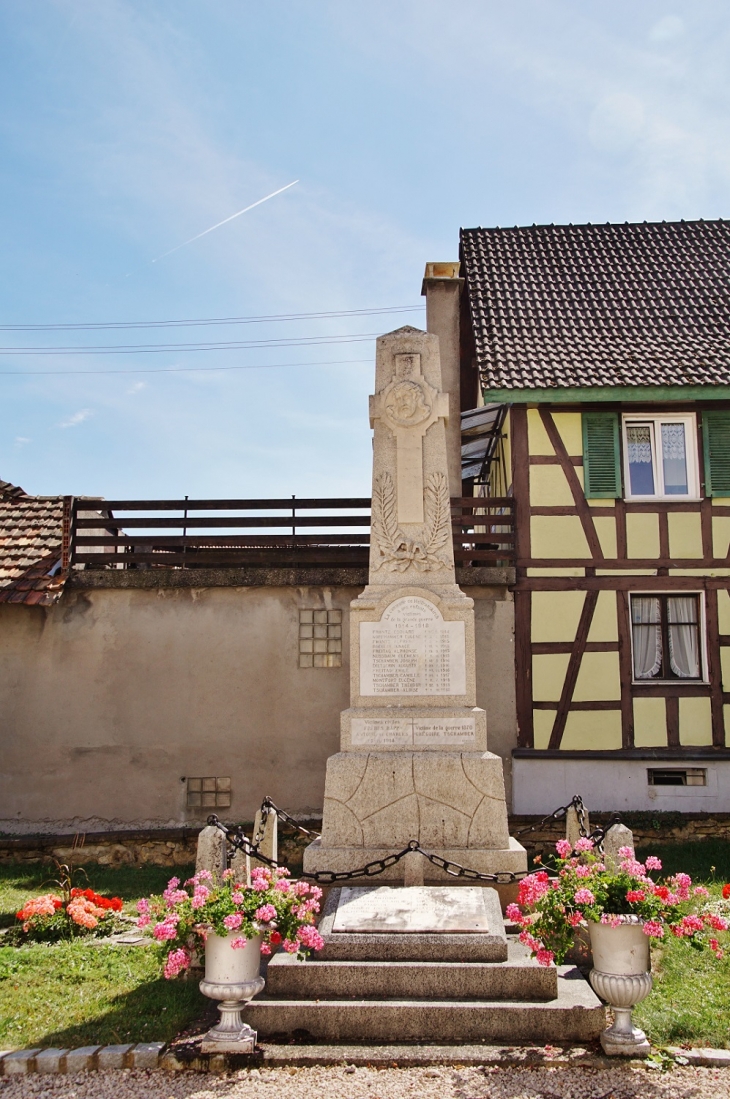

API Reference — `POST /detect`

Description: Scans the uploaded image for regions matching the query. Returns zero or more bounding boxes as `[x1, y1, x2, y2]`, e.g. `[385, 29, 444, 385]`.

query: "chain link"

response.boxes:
[208, 793, 622, 885]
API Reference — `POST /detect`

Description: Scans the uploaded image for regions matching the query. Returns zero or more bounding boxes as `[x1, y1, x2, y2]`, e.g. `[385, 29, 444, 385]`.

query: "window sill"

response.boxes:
[624, 495, 702, 503]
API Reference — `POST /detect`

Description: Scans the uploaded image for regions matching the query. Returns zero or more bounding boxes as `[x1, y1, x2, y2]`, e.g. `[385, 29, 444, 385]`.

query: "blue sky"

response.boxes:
[1, 1, 729, 499]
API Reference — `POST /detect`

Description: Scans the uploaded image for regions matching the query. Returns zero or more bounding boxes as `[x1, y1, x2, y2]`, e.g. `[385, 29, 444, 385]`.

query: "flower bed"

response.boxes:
[9, 879, 123, 945]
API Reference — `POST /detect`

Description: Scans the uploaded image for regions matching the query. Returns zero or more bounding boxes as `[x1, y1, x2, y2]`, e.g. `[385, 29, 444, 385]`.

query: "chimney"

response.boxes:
[421, 262, 464, 499]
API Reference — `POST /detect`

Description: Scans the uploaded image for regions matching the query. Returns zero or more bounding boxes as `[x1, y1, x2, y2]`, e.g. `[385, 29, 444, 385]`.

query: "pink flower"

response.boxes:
[136, 914, 151, 929]
[232, 892, 244, 905]
[693, 886, 710, 898]
[505, 903, 523, 923]
[260, 942, 272, 955]
[166, 877, 181, 890]
[163, 948, 191, 980]
[643, 920, 664, 938]
[196, 869, 213, 881]
[222, 868, 234, 880]
[574, 888, 595, 905]
[230, 936, 247, 949]
[518, 930, 541, 953]
[555, 840, 573, 858]
[252, 880, 268, 892]
[296, 925, 325, 951]
[309, 886, 323, 902]
[282, 938, 299, 953]
[574, 864, 592, 878]
[136, 898, 150, 915]
[601, 914, 622, 927]
[567, 912, 583, 927]
[626, 890, 646, 903]
[255, 904, 277, 923]
[574, 838, 594, 853]
[223, 913, 243, 930]
[644, 856, 662, 871]
[153, 920, 178, 941]
[274, 880, 291, 893]
[251, 867, 272, 883]
[618, 846, 634, 858]
[536, 948, 555, 967]
[703, 914, 729, 932]
[292, 881, 311, 896]
[620, 858, 646, 877]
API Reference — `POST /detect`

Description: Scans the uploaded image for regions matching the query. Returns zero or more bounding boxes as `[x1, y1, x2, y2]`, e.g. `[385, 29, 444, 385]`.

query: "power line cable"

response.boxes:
[0, 304, 424, 333]
[0, 334, 379, 356]
[0, 357, 372, 377]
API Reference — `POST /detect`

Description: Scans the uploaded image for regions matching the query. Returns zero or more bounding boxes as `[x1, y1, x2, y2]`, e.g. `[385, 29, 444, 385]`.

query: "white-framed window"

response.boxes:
[630, 592, 707, 683]
[622, 414, 699, 500]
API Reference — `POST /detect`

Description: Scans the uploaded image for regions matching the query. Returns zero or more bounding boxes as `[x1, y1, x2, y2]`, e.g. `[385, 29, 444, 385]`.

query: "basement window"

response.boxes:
[648, 768, 706, 787]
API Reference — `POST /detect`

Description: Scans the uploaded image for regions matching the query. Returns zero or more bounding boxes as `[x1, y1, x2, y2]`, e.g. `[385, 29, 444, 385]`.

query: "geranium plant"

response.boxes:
[11, 870, 123, 944]
[137, 865, 324, 979]
[508, 838, 729, 967]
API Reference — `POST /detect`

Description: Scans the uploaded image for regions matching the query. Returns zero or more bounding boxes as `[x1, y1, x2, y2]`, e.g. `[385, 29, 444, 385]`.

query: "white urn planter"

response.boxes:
[199, 932, 265, 1053]
[588, 918, 652, 1057]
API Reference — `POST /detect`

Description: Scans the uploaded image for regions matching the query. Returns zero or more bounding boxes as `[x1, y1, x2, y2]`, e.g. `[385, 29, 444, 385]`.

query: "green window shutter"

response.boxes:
[703, 411, 730, 496]
[582, 412, 621, 498]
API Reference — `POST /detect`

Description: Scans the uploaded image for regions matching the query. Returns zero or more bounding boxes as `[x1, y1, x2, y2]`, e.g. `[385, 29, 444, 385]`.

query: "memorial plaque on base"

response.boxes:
[360, 596, 466, 696]
[333, 885, 492, 934]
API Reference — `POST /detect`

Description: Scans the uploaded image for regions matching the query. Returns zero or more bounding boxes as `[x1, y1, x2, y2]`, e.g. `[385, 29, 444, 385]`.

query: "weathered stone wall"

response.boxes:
[0, 575, 517, 831]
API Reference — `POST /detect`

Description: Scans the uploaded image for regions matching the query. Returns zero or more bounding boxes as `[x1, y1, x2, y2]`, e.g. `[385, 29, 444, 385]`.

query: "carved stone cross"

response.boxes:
[369, 353, 449, 524]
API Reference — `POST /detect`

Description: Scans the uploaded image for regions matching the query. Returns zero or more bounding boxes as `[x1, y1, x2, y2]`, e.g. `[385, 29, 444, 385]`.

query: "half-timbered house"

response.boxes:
[458, 218, 730, 813]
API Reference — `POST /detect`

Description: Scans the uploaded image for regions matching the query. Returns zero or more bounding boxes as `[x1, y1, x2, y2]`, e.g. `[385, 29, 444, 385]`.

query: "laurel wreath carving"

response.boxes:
[371, 471, 451, 572]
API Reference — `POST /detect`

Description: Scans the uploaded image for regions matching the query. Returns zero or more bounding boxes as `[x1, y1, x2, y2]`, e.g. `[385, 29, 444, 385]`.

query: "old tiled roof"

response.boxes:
[460, 219, 730, 390]
[0, 483, 67, 605]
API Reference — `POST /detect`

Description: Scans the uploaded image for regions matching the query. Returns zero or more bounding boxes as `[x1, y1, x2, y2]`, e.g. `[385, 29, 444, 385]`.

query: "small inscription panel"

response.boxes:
[351, 716, 476, 748]
[333, 885, 491, 934]
[360, 596, 466, 696]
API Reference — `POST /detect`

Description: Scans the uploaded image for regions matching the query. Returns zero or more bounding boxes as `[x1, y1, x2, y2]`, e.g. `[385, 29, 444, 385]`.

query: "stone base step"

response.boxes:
[244, 967, 605, 1043]
[266, 941, 556, 1002]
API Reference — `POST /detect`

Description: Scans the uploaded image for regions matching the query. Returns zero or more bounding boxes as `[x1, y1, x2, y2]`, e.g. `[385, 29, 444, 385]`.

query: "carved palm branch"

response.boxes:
[424, 472, 451, 555]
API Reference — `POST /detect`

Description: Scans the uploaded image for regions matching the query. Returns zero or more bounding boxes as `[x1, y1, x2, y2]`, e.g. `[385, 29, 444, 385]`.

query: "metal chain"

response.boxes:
[208, 793, 622, 885]
[259, 796, 322, 840]
[208, 818, 528, 885]
[511, 794, 588, 838]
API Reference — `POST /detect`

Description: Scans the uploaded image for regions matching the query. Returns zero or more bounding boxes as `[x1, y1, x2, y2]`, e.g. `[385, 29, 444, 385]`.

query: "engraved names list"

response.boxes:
[359, 596, 466, 696]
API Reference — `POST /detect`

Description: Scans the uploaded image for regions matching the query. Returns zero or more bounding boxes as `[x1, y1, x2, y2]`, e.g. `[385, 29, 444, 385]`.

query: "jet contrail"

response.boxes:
[150, 180, 299, 264]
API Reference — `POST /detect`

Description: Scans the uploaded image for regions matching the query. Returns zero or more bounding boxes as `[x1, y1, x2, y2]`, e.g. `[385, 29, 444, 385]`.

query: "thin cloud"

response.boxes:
[59, 409, 94, 428]
[14, 436, 31, 446]
[127, 381, 148, 394]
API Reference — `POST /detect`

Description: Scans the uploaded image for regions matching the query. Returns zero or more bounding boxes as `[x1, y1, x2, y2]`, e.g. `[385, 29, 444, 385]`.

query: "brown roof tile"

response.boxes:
[0, 487, 67, 605]
[460, 219, 730, 391]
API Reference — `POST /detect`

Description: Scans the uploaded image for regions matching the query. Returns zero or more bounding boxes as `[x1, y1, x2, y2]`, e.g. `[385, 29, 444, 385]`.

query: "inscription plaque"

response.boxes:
[359, 596, 466, 696]
[333, 885, 491, 933]
[351, 716, 476, 747]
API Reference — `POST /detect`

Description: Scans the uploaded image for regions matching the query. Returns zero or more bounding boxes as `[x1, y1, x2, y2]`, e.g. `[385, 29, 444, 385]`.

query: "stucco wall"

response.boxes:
[0, 582, 517, 832]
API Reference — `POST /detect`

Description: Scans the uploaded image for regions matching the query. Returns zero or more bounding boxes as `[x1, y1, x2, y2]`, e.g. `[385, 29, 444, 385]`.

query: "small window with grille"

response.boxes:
[186, 777, 231, 809]
[299, 608, 342, 667]
[648, 768, 706, 787]
[630, 593, 704, 682]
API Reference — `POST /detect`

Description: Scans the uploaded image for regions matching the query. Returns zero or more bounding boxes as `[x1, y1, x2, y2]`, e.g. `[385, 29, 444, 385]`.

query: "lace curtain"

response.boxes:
[661, 423, 688, 495]
[626, 424, 655, 495]
[668, 596, 700, 678]
[631, 597, 662, 678]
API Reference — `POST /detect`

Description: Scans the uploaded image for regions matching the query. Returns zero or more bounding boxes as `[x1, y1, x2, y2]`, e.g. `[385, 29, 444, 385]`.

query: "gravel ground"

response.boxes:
[1, 1065, 729, 1099]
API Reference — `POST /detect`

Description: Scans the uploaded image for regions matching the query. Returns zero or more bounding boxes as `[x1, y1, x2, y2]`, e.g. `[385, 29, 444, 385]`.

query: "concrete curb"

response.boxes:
[1, 1041, 729, 1074]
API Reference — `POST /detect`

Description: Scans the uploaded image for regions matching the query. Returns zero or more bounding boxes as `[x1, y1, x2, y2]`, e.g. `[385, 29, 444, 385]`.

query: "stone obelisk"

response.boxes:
[303, 326, 526, 881]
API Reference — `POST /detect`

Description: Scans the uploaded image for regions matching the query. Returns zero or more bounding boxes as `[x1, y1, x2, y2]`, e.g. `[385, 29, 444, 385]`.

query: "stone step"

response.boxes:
[266, 943, 556, 1002]
[244, 968, 605, 1043]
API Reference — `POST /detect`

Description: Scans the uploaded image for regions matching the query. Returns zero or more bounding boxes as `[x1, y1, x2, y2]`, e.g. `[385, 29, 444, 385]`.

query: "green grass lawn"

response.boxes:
[0, 845, 729, 1052]
[0, 860, 204, 1049]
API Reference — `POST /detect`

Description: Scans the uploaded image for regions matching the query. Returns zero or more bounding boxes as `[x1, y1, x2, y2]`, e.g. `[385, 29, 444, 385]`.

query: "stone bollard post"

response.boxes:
[195, 825, 227, 883]
[402, 851, 425, 886]
[565, 804, 590, 848]
[230, 846, 250, 887]
[603, 823, 635, 872]
[250, 807, 278, 872]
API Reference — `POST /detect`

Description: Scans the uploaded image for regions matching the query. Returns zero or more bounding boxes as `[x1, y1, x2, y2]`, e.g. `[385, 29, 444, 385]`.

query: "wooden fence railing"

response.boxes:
[70, 496, 514, 570]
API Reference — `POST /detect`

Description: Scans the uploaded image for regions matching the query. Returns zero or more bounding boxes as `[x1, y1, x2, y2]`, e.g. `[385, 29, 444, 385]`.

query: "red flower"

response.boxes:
[653, 885, 670, 901]
[722, 883, 730, 900]
[269, 931, 282, 944]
